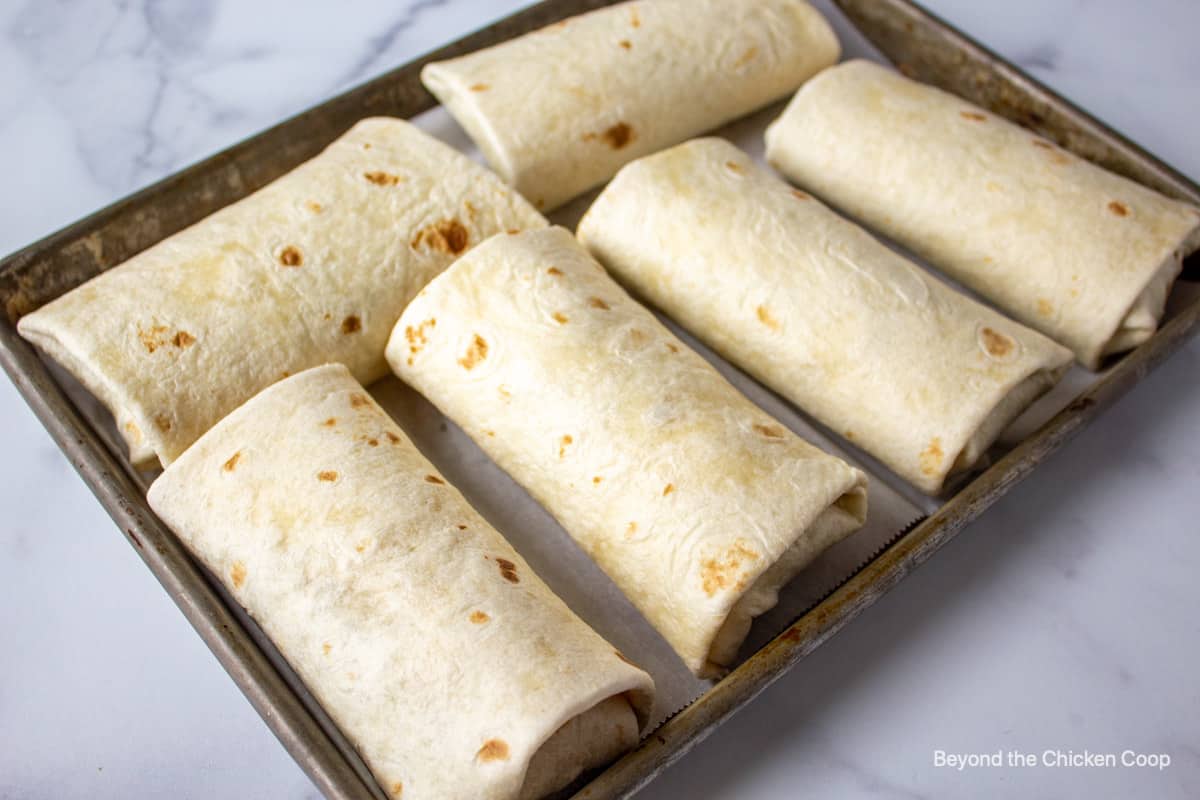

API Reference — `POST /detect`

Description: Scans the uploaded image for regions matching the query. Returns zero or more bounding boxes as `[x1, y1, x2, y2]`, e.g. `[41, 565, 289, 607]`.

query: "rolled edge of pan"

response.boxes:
[387, 227, 868, 677]
[147, 364, 653, 800]
[18, 117, 547, 468]
[421, 0, 839, 211]
[578, 138, 1074, 493]
[764, 59, 1200, 370]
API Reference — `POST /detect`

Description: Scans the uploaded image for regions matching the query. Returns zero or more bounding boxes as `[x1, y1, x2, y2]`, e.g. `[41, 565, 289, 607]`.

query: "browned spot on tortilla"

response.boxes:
[552, 311, 569, 324]
[593, 475, 603, 485]
[154, 414, 172, 433]
[306, 200, 323, 213]
[404, 318, 437, 365]
[457, 524, 467, 530]
[625, 522, 638, 539]
[477, 739, 510, 762]
[980, 326, 1014, 358]
[124, 421, 143, 444]
[614, 650, 636, 666]
[506, 228, 521, 235]
[844, 430, 856, 441]
[756, 305, 780, 330]
[137, 323, 169, 353]
[355, 541, 367, 553]
[362, 143, 371, 150]
[390, 782, 402, 798]
[278, 246, 303, 267]
[753, 422, 785, 439]
[629, 7, 640, 26]
[960, 110, 987, 121]
[919, 438, 944, 477]
[619, 39, 631, 49]
[458, 333, 489, 370]
[366, 438, 378, 447]
[222, 451, 241, 472]
[701, 541, 760, 597]
[341, 315, 362, 335]
[558, 434, 573, 458]
[791, 189, 810, 200]
[411, 218, 470, 254]
[230, 561, 247, 588]
[496, 558, 519, 583]
[602, 122, 633, 149]
[1108, 200, 1129, 217]
[172, 331, 195, 348]
[322, 417, 337, 427]
[666, 342, 679, 353]
[425, 474, 445, 485]
[723, 160, 746, 175]
[547, 266, 563, 276]
[385, 431, 401, 444]
[588, 297, 610, 310]
[323, 313, 332, 320]
[484, 429, 496, 438]
[317, 470, 338, 482]
[322, 642, 332, 655]
[363, 171, 401, 186]
[469, 83, 489, 91]
[733, 47, 758, 69]
[1037, 298, 1054, 317]
[349, 393, 370, 409]
[662, 483, 674, 496]
[470, 611, 490, 624]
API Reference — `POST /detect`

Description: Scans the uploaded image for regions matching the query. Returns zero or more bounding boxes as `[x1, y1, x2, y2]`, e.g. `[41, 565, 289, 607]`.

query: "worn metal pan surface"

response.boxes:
[1, 1, 1196, 798]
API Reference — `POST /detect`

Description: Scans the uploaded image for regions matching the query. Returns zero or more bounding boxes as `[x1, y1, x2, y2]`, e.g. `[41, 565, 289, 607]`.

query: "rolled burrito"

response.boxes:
[421, 0, 839, 212]
[578, 138, 1074, 493]
[18, 117, 546, 467]
[147, 364, 654, 800]
[386, 227, 868, 677]
[764, 59, 1200, 370]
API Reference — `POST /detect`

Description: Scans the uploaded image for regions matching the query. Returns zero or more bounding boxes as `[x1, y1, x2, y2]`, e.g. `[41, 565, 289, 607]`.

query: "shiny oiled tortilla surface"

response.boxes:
[765, 60, 1200, 369]
[387, 227, 868, 676]
[578, 138, 1074, 493]
[18, 118, 546, 467]
[422, 0, 839, 211]
[147, 365, 653, 800]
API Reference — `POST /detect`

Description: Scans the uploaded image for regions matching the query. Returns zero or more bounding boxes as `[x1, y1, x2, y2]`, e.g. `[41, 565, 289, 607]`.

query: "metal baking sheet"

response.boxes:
[1, 1, 1197, 798]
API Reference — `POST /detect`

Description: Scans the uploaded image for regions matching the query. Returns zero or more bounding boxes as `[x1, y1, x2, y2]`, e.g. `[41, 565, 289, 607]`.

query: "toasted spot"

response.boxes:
[756, 305, 781, 331]
[666, 342, 680, 353]
[602, 122, 633, 149]
[725, 160, 745, 174]
[230, 561, 247, 588]
[411, 218, 470, 254]
[484, 429, 496, 437]
[733, 47, 758, 69]
[630, 7, 640, 26]
[458, 333, 489, 370]
[791, 189, 810, 200]
[306, 200, 323, 213]
[1108, 200, 1129, 217]
[366, 438, 378, 447]
[137, 323, 169, 353]
[753, 422, 785, 439]
[662, 483, 674, 496]
[349, 393, 370, 409]
[323, 642, 332, 655]
[845, 430, 856, 441]
[960, 110, 987, 121]
[558, 434, 573, 458]
[469, 82, 489, 91]
[222, 451, 241, 472]
[404, 318, 438, 364]
[614, 650, 636, 666]
[619, 39, 631, 49]
[363, 171, 401, 186]
[920, 438, 944, 477]
[588, 297, 610, 310]
[425, 474, 445, 485]
[390, 782, 402, 798]
[477, 739, 510, 762]
[980, 326, 1014, 358]
[547, 266, 563, 276]
[701, 541, 760, 597]
[1037, 298, 1054, 317]
[362, 143, 371, 150]
[354, 541, 368, 553]
[385, 431, 401, 444]
[593, 476, 603, 485]
[124, 421, 143, 444]
[552, 311, 569, 324]
[322, 417, 337, 427]
[154, 414, 172, 433]
[470, 611, 490, 624]
[625, 522, 638, 539]
[317, 470, 338, 482]
[278, 246, 303, 267]
[457, 524, 467, 530]
[341, 315, 362, 335]
[172, 331, 195, 348]
[496, 558, 519, 583]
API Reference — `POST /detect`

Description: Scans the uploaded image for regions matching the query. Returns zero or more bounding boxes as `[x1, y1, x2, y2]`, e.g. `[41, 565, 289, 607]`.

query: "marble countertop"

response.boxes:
[2, 1, 1198, 798]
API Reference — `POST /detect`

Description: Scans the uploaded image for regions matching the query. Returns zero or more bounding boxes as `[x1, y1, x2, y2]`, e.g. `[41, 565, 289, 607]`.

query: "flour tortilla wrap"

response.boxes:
[18, 118, 546, 467]
[147, 364, 653, 800]
[386, 227, 868, 677]
[578, 138, 1074, 493]
[421, 0, 839, 212]
[764, 59, 1200, 370]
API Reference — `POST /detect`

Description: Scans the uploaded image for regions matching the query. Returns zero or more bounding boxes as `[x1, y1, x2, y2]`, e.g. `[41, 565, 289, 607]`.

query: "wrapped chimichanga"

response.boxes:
[386, 227, 868, 677]
[421, 0, 839, 211]
[764, 59, 1200, 370]
[18, 118, 545, 467]
[147, 364, 654, 800]
[578, 138, 1074, 493]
